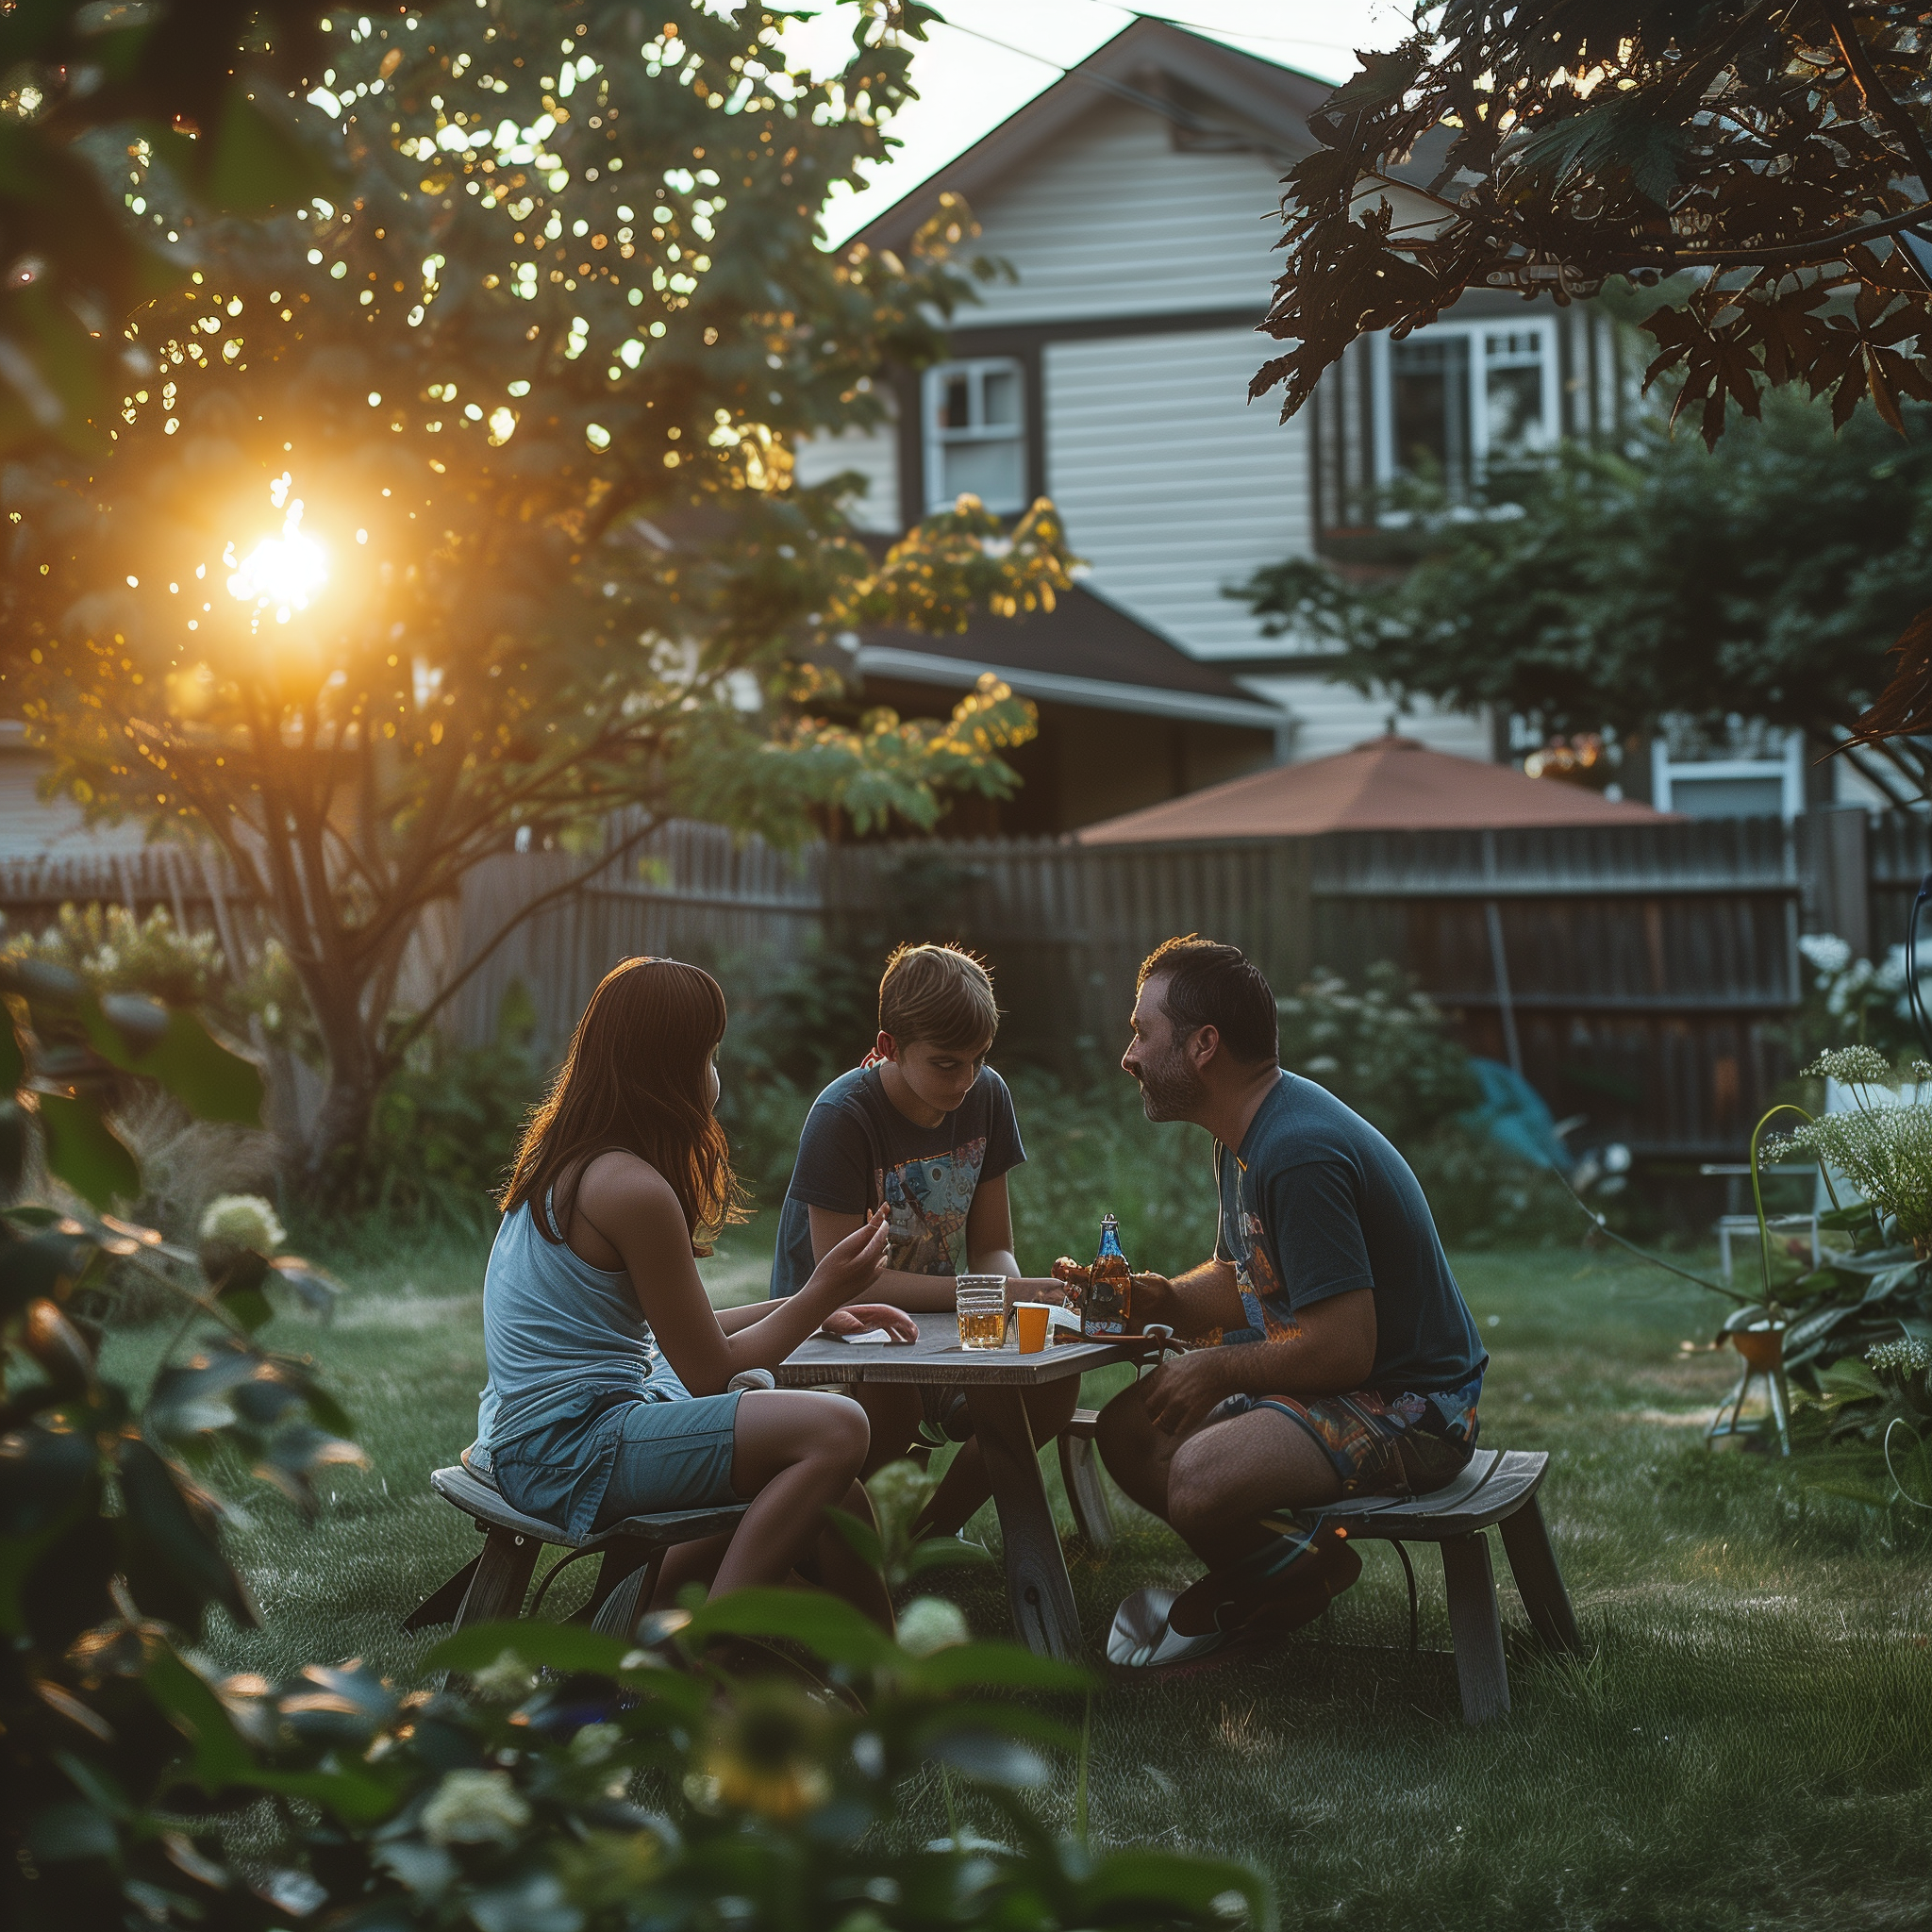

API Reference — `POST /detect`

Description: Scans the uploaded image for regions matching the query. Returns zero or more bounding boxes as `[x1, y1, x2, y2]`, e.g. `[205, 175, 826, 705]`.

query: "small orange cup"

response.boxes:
[1015, 1303, 1050, 1354]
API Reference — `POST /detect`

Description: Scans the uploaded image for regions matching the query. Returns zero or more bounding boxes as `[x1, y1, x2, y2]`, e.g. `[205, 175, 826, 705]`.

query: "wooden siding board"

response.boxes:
[791, 419, 900, 535]
[956, 99, 1284, 325]
[1044, 326, 1308, 658]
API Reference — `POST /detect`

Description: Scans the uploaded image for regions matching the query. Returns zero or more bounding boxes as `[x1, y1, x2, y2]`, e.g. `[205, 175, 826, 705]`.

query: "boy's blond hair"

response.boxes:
[878, 942, 999, 1051]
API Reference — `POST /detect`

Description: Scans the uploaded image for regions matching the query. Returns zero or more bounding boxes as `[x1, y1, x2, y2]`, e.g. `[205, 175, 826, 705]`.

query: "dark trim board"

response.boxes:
[943, 305, 1264, 355]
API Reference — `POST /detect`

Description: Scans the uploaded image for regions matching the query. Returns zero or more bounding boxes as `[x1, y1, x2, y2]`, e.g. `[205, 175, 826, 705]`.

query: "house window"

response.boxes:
[924, 358, 1026, 514]
[1374, 318, 1559, 494]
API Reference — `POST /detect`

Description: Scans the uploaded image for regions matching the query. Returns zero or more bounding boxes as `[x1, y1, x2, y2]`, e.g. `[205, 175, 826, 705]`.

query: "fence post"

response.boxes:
[1797, 805, 1871, 957]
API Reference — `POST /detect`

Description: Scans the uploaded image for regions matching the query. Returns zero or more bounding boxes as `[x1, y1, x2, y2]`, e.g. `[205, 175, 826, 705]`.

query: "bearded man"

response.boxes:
[1096, 936, 1487, 1671]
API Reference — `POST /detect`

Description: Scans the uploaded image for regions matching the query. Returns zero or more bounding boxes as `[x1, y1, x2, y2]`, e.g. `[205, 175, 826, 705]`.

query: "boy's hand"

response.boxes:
[824, 1302, 920, 1341]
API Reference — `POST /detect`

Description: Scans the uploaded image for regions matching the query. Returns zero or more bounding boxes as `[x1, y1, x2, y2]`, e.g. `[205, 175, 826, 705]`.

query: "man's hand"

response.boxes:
[1129, 1271, 1179, 1333]
[1140, 1348, 1241, 1437]
[823, 1303, 920, 1341]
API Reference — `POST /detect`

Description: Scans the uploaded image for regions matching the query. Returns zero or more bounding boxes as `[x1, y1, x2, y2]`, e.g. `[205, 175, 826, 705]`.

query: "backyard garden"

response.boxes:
[88, 1203, 1932, 1931]
[7, 1, 1932, 1928]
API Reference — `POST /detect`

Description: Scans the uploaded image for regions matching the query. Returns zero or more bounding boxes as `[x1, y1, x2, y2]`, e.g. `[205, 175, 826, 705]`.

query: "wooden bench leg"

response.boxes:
[1440, 1532, 1510, 1725]
[582, 1536, 651, 1626]
[452, 1526, 542, 1632]
[1498, 1496, 1581, 1656]
[1058, 1432, 1114, 1553]
[403, 1553, 481, 1634]
[589, 1546, 667, 1641]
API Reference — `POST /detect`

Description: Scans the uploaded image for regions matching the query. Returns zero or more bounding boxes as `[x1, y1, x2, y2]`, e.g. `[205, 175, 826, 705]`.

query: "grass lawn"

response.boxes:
[106, 1221, 1932, 1931]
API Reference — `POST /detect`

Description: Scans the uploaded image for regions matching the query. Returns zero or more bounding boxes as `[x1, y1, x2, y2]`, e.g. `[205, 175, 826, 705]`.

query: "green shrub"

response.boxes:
[1276, 963, 1481, 1143]
[353, 981, 546, 1228]
[1002, 1065, 1218, 1279]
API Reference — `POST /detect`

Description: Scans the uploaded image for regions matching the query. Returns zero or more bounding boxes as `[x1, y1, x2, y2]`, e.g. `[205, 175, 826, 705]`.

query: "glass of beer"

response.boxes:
[1014, 1302, 1050, 1354]
[956, 1274, 1008, 1350]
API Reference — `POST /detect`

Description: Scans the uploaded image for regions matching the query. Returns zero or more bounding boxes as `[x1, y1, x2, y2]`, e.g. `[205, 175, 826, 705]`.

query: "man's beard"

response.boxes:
[1134, 1041, 1206, 1122]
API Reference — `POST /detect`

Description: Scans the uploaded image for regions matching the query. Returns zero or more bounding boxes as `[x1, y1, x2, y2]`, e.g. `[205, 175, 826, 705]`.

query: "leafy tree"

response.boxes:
[1239, 391, 1932, 802]
[4, 0, 1072, 1191]
[1257, 2, 1932, 445]
[0, 1, 339, 453]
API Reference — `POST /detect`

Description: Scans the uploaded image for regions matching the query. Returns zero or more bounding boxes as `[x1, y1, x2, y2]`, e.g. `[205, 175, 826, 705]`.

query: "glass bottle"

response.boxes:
[1082, 1212, 1131, 1339]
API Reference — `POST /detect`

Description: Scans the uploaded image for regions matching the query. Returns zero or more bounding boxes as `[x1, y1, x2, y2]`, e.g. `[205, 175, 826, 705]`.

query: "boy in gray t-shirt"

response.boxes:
[769, 942, 1072, 1536]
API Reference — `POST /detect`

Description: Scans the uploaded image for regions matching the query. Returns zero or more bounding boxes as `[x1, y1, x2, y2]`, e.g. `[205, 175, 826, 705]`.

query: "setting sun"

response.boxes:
[226, 496, 326, 621]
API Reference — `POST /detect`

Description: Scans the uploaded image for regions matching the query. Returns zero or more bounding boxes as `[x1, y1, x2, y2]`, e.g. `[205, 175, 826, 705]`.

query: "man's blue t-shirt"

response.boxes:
[1214, 1071, 1486, 1396]
[769, 1064, 1025, 1299]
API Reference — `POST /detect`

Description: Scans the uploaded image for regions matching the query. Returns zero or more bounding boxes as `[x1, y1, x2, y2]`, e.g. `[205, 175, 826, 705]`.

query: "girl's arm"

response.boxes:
[574, 1154, 890, 1395]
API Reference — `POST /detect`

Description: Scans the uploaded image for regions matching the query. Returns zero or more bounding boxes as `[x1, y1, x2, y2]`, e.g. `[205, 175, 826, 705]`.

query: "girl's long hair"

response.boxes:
[499, 957, 744, 1256]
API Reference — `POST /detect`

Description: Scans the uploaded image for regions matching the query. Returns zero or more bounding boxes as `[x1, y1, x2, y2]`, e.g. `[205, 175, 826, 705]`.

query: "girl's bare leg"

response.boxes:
[717, 1390, 892, 1624]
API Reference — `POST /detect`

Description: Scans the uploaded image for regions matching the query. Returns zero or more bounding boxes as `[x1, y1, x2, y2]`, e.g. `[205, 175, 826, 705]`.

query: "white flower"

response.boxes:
[1800, 1046, 1900, 1089]
[468, 1647, 538, 1704]
[1799, 933, 1854, 975]
[421, 1768, 530, 1846]
[897, 1596, 970, 1657]
[1768, 1103, 1932, 1243]
[570, 1721, 623, 1764]
[1868, 1338, 1931, 1374]
[198, 1193, 285, 1255]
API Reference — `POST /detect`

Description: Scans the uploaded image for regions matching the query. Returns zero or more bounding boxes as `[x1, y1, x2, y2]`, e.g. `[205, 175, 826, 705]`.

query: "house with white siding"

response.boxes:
[800, 20, 1641, 833]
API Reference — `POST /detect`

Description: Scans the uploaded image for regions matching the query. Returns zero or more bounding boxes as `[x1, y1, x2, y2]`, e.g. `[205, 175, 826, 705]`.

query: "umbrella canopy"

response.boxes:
[1074, 735, 1674, 844]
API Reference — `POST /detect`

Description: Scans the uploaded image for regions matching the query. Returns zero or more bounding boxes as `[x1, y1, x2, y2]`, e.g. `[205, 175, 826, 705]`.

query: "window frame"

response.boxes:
[1369, 314, 1562, 496]
[922, 356, 1028, 516]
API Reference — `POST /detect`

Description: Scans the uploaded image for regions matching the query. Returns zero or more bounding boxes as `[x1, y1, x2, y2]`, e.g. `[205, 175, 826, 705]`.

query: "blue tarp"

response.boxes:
[1460, 1058, 1572, 1173]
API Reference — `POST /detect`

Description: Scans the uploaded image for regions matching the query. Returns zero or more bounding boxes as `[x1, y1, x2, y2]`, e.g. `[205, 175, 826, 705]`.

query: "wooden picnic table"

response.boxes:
[776, 1311, 1140, 1660]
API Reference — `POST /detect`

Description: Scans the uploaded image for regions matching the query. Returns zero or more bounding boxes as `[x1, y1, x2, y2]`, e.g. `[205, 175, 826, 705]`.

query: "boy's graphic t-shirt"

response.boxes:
[1212, 1071, 1487, 1397]
[769, 1065, 1025, 1299]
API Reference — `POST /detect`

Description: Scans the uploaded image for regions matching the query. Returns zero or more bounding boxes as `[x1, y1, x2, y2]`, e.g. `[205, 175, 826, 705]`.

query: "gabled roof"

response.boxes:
[1076, 734, 1675, 842]
[855, 585, 1283, 731]
[849, 20, 1333, 258]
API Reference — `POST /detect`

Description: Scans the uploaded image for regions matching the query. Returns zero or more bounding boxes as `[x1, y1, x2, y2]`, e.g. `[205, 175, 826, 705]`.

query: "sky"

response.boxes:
[771, 1, 1411, 246]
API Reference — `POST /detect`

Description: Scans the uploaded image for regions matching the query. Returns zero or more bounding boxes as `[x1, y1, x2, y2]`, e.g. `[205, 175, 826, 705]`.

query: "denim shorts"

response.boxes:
[591, 1390, 745, 1531]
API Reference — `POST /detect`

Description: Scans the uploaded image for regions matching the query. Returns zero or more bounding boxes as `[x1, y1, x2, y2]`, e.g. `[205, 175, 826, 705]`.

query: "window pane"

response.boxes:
[981, 367, 1020, 427]
[1391, 336, 1469, 491]
[1483, 332, 1545, 452]
[942, 375, 972, 430]
[941, 437, 1024, 511]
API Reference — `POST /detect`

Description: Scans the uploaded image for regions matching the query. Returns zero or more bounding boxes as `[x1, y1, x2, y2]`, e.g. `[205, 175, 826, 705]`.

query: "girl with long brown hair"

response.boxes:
[475, 956, 908, 1625]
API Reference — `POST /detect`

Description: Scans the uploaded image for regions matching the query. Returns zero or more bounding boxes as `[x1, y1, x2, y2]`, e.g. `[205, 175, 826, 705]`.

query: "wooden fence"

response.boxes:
[7, 808, 1920, 1160]
[445, 814, 1809, 1159]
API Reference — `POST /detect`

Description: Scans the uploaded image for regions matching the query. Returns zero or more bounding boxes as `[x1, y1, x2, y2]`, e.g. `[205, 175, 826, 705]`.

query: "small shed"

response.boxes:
[1074, 734, 1673, 843]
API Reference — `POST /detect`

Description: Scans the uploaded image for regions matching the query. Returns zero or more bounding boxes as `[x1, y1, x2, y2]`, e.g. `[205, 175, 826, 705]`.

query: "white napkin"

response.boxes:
[828, 1326, 914, 1344]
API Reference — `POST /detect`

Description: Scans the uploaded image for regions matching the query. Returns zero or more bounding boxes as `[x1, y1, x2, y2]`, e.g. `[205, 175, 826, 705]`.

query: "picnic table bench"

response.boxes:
[403, 1461, 749, 1641]
[1263, 1445, 1578, 1724]
[408, 1338, 1577, 1723]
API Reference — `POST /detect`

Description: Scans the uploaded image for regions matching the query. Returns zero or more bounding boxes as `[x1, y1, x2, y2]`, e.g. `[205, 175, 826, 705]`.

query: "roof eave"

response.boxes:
[845, 20, 1332, 258]
[854, 644, 1286, 730]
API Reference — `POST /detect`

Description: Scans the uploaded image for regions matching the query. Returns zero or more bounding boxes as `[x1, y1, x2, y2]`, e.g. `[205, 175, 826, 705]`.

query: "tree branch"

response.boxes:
[376, 810, 666, 1067]
[1822, 0, 1932, 192]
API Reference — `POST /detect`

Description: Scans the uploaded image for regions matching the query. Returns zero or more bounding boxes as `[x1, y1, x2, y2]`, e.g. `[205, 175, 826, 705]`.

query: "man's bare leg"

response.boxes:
[1164, 1407, 1341, 1566]
[1094, 1377, 1188, 1526]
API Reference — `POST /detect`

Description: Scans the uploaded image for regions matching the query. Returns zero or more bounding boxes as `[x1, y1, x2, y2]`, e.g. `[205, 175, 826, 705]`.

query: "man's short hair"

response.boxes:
[879, 942, 999, 1051]
[1138, 935, 1279, 1065]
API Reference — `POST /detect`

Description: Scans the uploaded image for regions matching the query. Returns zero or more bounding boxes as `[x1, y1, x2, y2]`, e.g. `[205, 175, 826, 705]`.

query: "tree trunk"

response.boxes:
[289, 958, 393, 1200]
